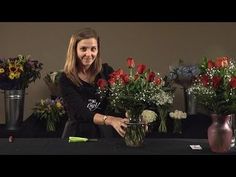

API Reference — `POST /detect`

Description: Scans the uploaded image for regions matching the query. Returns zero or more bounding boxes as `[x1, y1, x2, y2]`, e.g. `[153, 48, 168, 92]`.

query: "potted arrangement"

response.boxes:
[189, 56, 236, 153]
[0, 54, 43, 130]
[33, 97, 66, 132]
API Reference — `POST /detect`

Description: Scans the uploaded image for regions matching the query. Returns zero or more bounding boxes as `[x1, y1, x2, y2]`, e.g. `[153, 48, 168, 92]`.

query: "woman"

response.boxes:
[60, 27, 128, 139]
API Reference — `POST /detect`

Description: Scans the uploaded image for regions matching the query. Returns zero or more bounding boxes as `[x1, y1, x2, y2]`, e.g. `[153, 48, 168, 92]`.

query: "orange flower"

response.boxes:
[215, 56, 229, 68]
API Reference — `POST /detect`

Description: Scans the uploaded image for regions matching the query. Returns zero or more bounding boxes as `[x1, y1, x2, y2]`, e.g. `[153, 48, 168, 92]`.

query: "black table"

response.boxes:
[0, 113, 211, 139]
[0, 138, 235, 155]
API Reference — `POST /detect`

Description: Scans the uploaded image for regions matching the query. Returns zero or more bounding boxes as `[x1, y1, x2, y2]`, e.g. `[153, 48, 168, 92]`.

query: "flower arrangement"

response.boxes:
[0, 55, 43, 90]
[33, 97, 66, 132]
[97, 57, 175, 132]
[168, 59, 200, 88]
[141, 110, 157, 124]
[188, 56, 236, 115]
[169, 110, 187, 119]
[169, 110, 187, 134]
[141, 109, 157, 133]
[44, 70, 63, 97]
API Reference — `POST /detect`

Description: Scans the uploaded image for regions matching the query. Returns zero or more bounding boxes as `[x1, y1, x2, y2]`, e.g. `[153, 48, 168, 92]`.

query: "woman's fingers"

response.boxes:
[121, 122, 127, 129]
[122, 118, 129, 123]
[118, 127, 126, 137]
[112, 117, 130, 137]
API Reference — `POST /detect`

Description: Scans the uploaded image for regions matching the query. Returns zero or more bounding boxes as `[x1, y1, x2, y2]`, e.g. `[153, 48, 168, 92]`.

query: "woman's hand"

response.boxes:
[106, 116, 128, 137]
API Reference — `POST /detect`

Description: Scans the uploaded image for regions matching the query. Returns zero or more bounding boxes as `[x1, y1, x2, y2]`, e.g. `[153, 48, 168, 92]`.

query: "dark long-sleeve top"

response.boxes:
[59, 63, 114, 138]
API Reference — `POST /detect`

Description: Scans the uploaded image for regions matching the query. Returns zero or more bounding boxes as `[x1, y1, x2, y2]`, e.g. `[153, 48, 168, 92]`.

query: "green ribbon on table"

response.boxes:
[68, 136, 98, 143]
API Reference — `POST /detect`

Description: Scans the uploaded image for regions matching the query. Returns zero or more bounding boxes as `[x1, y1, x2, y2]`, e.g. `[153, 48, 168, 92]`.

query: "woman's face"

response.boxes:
[76, 38, 98, 68]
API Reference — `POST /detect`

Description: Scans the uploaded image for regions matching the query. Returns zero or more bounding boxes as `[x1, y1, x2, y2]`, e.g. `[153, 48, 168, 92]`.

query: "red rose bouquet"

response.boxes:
[97, 57, 175, 131]
[188, 56, 236, 114]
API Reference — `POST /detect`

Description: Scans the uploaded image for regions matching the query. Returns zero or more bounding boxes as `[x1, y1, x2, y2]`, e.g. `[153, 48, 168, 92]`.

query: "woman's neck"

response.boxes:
[81, 66, 90, 74]
[78, 69, 94, 83]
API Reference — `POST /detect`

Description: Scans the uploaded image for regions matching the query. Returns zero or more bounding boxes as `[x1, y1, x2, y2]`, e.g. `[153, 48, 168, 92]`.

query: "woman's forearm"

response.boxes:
[93, 113, 112, 126]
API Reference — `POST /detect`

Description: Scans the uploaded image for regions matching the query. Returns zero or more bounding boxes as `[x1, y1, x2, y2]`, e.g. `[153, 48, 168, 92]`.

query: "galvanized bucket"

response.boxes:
[4, 90, 25, 130]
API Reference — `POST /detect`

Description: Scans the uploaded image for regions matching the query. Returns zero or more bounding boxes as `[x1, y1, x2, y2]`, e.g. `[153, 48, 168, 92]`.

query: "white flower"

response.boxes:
[141, 110, 157, 123]
[50, 72, 59, 83]
[49, 70, 63, 83]
[169, 110, 187, 119]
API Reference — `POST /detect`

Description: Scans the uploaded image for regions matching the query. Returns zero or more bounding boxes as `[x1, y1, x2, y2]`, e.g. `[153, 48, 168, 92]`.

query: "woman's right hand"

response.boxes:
[106, 116, 128, 137]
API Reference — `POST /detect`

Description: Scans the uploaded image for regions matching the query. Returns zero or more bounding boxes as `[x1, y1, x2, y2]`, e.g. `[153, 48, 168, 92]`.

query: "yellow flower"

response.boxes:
[9, 72, 17, 80]
[56, 101, 62, 108]
[33, 98, 65, 132]
[0, 68, 4, 74]
[16, 63, 24, 72]
[0, 55, 43, 90]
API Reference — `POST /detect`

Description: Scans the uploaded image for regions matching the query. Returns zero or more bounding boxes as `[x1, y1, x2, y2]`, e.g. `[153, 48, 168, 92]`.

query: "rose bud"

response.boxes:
[9, 136, 14, 143]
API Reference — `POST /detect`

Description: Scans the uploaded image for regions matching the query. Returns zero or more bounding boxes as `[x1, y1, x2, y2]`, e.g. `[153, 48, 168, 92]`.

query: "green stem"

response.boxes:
[158, 109, 168, 133]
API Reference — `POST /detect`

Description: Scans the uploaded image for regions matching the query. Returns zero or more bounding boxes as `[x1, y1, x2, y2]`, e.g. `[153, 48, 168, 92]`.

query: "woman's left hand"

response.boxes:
[106, 116, 128, 137]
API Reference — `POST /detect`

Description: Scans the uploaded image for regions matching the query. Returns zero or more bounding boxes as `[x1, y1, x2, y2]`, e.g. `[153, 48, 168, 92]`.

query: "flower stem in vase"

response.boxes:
[124, 122, 145, 147]
[47, 120, 56, 132]
[158, 109, 168, 133]
[159, 119, 167, 133]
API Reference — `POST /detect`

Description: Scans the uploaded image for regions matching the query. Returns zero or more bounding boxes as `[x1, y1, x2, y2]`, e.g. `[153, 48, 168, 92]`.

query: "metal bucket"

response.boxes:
[4, 90, 25, 130]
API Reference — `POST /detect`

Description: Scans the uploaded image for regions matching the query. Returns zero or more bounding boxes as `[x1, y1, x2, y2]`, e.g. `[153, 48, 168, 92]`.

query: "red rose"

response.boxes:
[229, 77, 236, 88]
[147, 71, 155, 82]
[127, 57, 135, 68]
[121, 73, 130, 84]
[207, 60, 215, 69]
[109, 69, 124, 80]
[137, 64, 146, 74]
[154, 77, 161, 85]
[97, 79, 107, 90]
[108, 77, 116, 86]
[200, 74, 209, 87]
[212, 76, 221, 89]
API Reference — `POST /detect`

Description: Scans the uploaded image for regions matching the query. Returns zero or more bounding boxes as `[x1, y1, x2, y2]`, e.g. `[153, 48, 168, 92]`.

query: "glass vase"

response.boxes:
[208, 114, 232, 153]
[124, 109, 145, 147]
[183, 87, 197, 115]
[158, 109, 168, 133]
[173, 119, 182, 134]
[124, 122, 146, 147]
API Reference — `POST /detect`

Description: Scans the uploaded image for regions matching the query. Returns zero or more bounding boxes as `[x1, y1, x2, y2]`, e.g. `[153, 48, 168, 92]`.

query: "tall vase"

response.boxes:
[4, 89, 25, 130]
[208, 114, 232, 153]
[183, 87, 196, 115]
[158, 108, 168, 133]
